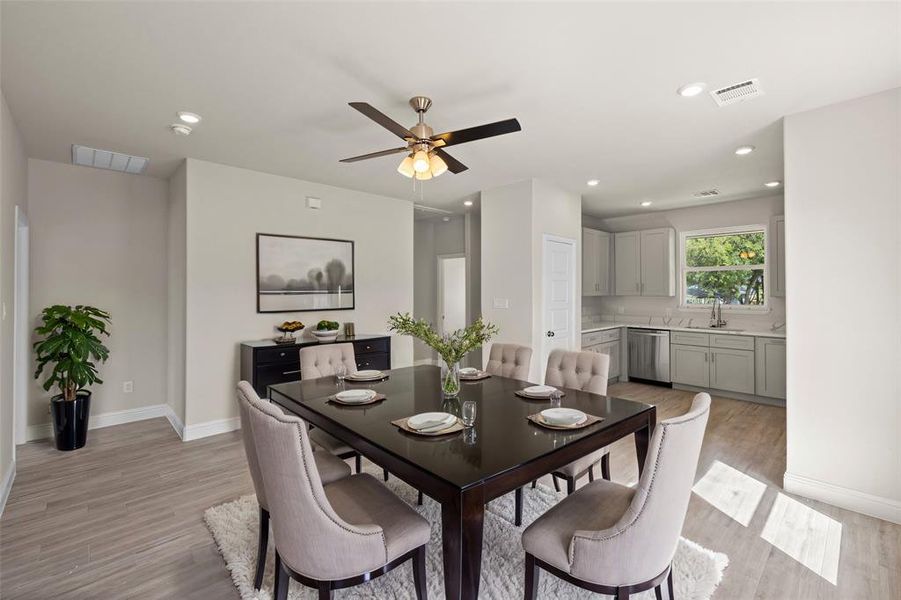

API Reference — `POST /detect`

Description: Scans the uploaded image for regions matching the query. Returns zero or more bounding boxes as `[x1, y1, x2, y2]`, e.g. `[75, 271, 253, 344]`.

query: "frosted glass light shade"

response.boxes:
[429, 153, 448, 177]
[415, 169, 433, 181]
[412, 150, 430, 173]
[397, 155, 415, 178]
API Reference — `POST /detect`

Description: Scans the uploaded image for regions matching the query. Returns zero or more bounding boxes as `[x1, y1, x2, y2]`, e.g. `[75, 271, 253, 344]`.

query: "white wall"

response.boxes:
[586, 194, 786, 332]
[26, 159, 169, 434]
[464, 210, 482, 367]
[166, 161, 187, 429]
[481, 179, 581, 381]
[784, 88, 900, 524]
[1, 89, 28, 510]
[181, 159, 414, 429]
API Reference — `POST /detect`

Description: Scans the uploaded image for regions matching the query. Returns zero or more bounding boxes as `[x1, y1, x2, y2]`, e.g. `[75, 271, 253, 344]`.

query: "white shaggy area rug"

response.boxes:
[205, 468, 728, 599]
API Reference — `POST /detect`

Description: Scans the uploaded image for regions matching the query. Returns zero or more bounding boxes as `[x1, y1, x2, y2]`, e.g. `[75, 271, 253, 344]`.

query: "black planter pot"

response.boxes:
[50, 391, 91, 451]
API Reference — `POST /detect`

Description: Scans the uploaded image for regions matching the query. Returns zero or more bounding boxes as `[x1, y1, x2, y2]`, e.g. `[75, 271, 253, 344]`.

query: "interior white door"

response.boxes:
[438, 256, 467, 335]
[542, 236, 575, 375]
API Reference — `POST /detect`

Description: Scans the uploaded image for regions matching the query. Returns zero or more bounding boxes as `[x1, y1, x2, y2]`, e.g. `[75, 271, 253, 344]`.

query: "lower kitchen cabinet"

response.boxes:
[671, 344, 710, 387]
[710, 348, 756, 395]
[595, 340, 621, 379]
[756, 337, 787, 399]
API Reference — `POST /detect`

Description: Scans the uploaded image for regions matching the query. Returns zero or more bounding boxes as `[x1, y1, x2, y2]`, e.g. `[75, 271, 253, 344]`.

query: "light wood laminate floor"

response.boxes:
[1, 383, 898, 599]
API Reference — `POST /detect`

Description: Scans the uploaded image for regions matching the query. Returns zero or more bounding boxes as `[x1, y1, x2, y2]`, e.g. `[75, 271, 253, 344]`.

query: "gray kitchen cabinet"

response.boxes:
[710, 348, 756, 394]
[582, 227, 611, 296]
[614, 231, 641, 295]
[755, 337, 787, 399]
[639, 228, 676, 296]
[595, 340, 621, 379]
[770, 216, 786, 297]
[671, 344, 710, 387]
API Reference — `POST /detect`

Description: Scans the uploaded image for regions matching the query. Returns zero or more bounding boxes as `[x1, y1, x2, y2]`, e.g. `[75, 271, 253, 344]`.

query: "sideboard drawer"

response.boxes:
[257, 345, 300, 366]
[355, 352, 390, 371]
[353, 337, 390, 356]
[257, 363, 303, 393]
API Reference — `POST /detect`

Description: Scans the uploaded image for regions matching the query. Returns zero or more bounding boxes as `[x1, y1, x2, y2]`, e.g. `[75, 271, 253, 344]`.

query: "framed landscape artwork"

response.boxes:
[256, 233, 355, 313]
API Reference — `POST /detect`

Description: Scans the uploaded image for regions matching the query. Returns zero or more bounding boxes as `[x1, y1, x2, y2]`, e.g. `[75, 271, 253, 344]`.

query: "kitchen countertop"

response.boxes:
[581, 321, 786, 339]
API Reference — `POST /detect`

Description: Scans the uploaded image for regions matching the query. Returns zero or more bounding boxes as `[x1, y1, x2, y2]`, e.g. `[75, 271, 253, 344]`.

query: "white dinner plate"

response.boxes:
[522, 385, 557, 398]
[348, 370, 385, 380]
[540, 408, 587, 426]
[334, 389, 377, 404]
[407, 412, 456, 431]
[459, 367, 479, 376]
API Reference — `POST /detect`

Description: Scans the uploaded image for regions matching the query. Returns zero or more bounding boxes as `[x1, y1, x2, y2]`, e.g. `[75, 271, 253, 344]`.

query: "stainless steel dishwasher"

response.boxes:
[627, 329, 671, 384]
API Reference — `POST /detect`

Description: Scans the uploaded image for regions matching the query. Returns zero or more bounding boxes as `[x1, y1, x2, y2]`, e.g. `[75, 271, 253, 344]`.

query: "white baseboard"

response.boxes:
[182, 416, 240, 442]
[164, 405, 185, 440]
[26, 403, 183, 442]
[784, 471, 901, 525]
[0, 461, 15, 517]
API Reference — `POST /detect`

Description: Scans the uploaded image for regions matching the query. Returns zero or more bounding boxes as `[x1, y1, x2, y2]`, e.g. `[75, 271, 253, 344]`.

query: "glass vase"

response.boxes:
[441, 360, 461, 398]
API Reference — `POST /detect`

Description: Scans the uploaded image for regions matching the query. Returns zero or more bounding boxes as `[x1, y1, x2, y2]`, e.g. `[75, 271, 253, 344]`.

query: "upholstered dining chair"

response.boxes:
[542, 349, 613, 495]
[486, 343, 533, 380]
[243, 383, 431, 600]
[236, 382, 352, 591]
[521, 393, 711, 600]
[299, 344, 367, 473]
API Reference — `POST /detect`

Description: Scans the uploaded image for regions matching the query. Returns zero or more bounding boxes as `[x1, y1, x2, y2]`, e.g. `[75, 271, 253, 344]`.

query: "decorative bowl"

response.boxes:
[311, 329, 340, 343]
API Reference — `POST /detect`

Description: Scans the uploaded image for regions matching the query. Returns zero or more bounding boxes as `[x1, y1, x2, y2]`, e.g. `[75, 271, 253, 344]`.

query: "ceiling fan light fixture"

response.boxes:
[429, 152, 448, 177]
[412, 149, 430, 173]
[415, 168, 432, 181]
[397, 155, 415, 178]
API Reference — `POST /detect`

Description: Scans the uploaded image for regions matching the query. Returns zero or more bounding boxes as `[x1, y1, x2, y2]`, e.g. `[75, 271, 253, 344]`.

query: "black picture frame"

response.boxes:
[256, 233, 356, 313]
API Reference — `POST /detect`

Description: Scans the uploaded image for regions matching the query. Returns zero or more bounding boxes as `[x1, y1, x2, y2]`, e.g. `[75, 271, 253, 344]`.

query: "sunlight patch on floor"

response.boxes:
[761, 492, 842, 585]
[692, 460, 767, 526]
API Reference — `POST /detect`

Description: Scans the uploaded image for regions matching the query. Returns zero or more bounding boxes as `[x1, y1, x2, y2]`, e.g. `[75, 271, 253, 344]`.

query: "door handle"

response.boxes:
[546, 331, 555, 337]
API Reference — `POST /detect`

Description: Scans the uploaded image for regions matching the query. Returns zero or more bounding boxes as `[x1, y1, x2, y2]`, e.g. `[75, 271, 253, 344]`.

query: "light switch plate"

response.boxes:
[493, 298, 509, 309]
[306, 196, 322, 209]
[123, 381, 134, 393]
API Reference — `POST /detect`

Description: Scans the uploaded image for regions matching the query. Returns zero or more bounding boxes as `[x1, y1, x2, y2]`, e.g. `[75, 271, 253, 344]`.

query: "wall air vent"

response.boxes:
[710, 78, 763, 107]
[71, 145, 148, 174]
[693, 189, 720, 198]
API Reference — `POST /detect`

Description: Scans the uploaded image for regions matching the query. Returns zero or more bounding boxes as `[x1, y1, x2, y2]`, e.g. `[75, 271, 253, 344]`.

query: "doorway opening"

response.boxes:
[13, 206, 29, 446]
[437, 254, 467, 337]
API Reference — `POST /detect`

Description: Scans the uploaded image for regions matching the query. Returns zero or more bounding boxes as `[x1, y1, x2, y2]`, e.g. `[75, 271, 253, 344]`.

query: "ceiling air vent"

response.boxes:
[693, 189, 720, 198]
[71, 145, 148, 174]
[710, 78, 763, 107]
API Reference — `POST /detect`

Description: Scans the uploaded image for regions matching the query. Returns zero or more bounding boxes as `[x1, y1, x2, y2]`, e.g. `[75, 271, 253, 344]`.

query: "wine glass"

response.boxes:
[335, 364, 347, 382]
[549, 389, 563, 408]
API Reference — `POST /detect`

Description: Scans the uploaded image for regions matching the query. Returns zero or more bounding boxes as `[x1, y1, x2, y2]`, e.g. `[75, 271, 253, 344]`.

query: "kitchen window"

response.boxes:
[680, 225, 767, 308]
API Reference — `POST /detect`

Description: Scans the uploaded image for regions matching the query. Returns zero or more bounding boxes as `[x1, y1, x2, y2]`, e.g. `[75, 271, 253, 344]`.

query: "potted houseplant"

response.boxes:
[388, 313, 498, 397]
[33, 305, 111, 451]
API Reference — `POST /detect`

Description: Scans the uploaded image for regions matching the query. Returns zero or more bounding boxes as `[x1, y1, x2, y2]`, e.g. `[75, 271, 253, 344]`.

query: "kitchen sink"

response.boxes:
[687, 326, 745, 332]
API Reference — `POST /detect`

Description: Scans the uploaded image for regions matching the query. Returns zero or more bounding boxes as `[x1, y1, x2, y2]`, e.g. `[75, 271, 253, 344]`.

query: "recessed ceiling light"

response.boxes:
[177, 111, 201, 124]
[463, 200, 473, 207]
[734, 145, 755, 156]
[677, 82, 707, 97]
[587, 179, 600, 187]
[764, 180, 782, 188]
[640, 201, 653, 207]
[170, 124, 193, 136]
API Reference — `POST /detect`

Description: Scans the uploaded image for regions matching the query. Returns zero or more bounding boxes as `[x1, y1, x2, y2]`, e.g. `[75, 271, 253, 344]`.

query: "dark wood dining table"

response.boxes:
[269, 365, 656, 600]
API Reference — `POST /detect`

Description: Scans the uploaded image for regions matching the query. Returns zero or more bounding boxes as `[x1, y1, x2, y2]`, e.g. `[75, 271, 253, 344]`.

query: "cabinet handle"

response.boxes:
[282, 369, 301, 375]
[711, 353, 715, 364]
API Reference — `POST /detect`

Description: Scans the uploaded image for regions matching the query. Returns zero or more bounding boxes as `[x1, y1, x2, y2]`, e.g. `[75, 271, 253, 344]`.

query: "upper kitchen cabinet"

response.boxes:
[770, 216, 786, 297]
[614, 231, 641, 295]
[614, 227, 676, 296]
[582, 227, 612, 296]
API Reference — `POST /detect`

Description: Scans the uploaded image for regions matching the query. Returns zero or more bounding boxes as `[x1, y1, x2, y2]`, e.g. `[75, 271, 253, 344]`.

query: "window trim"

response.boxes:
[678, 224, 770, 312]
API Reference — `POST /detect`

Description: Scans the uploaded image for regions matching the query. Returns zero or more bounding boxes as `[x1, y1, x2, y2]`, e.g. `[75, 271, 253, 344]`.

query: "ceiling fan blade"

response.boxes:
[433, 148, 468, 174]
[349, 102, 415, 139]
[339, 147, 409, 163]
[431, 118, 521, 147]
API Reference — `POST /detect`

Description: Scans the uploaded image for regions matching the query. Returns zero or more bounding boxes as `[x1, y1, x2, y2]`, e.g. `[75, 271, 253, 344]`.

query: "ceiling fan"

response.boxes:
[339, 96, 521, 180]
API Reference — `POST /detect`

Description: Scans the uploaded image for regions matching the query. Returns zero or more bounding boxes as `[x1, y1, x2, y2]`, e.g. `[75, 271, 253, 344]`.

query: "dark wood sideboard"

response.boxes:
[240, 334, 392, 396]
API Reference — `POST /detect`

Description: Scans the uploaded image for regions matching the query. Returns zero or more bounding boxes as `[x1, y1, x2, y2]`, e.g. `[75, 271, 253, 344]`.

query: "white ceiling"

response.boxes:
[2, 2, 899, 217]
